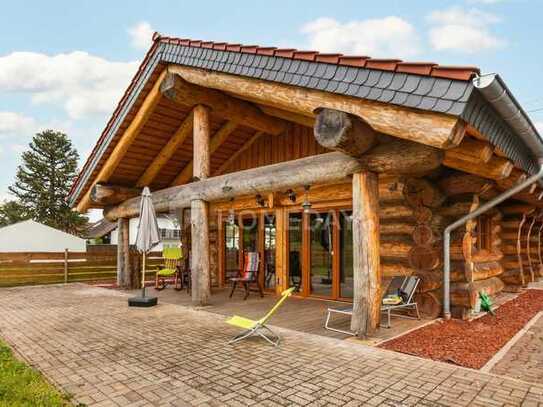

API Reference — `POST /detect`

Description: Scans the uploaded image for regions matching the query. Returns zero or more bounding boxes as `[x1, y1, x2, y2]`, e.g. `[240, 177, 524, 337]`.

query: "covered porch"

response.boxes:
[124, 286, 433, 343]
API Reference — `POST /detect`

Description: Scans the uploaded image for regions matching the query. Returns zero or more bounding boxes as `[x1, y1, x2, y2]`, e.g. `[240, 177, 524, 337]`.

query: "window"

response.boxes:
[476, 215, 492, 251]
[158, 228, 181, 240]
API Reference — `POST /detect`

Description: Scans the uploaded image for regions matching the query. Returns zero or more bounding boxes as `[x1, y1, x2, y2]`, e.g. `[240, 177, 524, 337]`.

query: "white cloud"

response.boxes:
[128, 21, 155, 50]
[300, 17, 421, 58]
[535, 121, 543, 134]
[427, 7, 505, 53]
[0, 51, 138, 119]
[0, 112, 36, 138]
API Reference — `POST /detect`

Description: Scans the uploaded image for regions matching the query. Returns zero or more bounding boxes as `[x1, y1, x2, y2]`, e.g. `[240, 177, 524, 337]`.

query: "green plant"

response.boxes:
[0, 340, 72, 406]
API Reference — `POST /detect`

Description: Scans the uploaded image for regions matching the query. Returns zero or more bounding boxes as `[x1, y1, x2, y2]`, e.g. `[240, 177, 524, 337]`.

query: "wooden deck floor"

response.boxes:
[124, 286, 433, 343]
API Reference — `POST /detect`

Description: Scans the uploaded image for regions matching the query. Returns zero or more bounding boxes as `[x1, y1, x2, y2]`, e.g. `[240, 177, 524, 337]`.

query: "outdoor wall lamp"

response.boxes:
[286, 189, 297, 203]
[302, 185, 312, 213]
[255, 194, 266, 207]
[227, 197, 236, 225]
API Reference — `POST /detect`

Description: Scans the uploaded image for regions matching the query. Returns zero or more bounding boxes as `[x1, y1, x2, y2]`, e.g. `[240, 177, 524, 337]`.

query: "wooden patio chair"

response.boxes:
[226, 287, 295, 346]
[229, 251, 264, 300]
[154, 247, 183, 291]
[324, 276, 421, 335]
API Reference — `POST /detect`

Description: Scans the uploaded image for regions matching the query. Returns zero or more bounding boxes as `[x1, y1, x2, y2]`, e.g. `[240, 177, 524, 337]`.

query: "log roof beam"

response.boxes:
[167, 64, 466, 149]
[160, 73, 286, 135]
[136, 109, 194, 187]
[443, 151, 513, 180]
[76, 69, 168, 213]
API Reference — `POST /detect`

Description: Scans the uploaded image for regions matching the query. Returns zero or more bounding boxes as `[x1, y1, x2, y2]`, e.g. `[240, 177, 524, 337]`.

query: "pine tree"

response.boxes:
[9, 130, 87, 234]
[0, 200, 29, 227]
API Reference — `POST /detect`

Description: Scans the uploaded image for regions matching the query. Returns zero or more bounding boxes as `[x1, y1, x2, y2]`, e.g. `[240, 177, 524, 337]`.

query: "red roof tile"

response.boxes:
[315, 53, 343, 64]
[338, 56, 370, 67]
[396, 62, 437, 76]
[153, 33, 480, 80]
[431, 66, 480, 81]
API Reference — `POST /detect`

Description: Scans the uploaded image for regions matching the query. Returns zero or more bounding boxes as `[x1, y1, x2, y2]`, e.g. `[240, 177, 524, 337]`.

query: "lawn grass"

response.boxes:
[0, 339, 72, 406]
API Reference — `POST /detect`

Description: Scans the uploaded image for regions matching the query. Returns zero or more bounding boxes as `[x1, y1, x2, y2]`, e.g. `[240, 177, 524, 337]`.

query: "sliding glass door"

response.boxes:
[287, 208, 353, 301]
[309, 211, 334, 297]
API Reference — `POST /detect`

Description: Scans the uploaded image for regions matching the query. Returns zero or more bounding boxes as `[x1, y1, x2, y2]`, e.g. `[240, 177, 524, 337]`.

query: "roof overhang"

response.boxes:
[69, 35, 543, 210]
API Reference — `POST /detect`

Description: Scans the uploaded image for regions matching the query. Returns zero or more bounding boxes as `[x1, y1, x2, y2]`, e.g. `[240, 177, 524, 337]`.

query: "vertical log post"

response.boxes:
[191, 105, 211, 305]
[64, 248, 69, 283]
[351, 171, 381, 337]
[116, 218, 131, 288]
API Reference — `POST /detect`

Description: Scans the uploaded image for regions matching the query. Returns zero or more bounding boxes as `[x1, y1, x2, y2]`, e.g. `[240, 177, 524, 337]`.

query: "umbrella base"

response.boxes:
[128, 296, 158, 307]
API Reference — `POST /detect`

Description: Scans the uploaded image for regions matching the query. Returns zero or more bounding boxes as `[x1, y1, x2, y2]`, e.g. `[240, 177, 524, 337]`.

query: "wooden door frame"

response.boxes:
[336, 207, 354, 302]
[284, 206, 354, 301]
[261, 211, 278, 293]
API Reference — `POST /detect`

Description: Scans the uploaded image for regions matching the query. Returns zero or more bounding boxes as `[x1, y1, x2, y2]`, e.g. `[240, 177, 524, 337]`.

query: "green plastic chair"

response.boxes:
[226, 287, 295, 346]
[155, 247, 183, 291]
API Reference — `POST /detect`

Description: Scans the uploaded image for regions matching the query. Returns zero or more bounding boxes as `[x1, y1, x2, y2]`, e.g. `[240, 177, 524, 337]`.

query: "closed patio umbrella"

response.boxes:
[128, 187, 160, 307]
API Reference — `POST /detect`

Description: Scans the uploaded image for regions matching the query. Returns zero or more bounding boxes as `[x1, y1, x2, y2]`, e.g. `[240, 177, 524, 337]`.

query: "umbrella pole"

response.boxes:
[141, 252, 146, 298]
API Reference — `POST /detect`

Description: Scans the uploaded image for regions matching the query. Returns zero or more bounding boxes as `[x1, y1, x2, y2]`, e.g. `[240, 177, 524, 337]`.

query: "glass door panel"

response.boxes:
[288, 213, 303, 293]
[309, 211, 334, 297]
[339, 210, 353, 298]
[224, 220, 240, 282]
[263, 214, 276, 290]
[242, 216, 259, 252]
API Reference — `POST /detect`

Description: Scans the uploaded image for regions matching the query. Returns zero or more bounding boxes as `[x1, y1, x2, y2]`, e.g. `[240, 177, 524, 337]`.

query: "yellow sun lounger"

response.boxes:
[226, 287, 295, 346]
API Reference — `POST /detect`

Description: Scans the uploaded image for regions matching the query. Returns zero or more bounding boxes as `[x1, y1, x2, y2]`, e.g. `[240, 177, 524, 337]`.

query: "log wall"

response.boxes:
[500, 213, 527, 289]
[436, 184, 505, 319]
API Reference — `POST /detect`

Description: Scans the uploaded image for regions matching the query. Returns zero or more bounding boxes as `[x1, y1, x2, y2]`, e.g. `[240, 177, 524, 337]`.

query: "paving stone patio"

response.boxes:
[490, 312, 543, 385]
[0, 284, 542, 407]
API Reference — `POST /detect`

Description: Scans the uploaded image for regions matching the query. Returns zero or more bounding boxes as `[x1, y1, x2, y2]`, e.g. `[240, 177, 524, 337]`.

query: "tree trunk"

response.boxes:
[351, 171, 381, 337]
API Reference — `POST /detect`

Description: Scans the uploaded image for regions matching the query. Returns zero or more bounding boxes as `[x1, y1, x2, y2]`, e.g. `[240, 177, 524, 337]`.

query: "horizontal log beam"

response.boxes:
[443, 152, 514, 180]
[168, 64, 466, 149]
[104, 140, 442, 221]
[258, 105, 314, 127]
[444, 137, 493, 163]
[90, 184, 141, 206]
[160, 73, 286, 135]
[438, 173, 494, 196]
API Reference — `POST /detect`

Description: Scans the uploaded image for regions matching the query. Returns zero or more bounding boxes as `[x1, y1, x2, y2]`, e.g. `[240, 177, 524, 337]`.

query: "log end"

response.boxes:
[314, 108, 376, 157]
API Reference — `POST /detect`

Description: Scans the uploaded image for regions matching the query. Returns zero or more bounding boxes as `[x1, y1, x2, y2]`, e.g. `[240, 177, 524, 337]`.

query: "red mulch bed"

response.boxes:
[379, 289, 543, 369]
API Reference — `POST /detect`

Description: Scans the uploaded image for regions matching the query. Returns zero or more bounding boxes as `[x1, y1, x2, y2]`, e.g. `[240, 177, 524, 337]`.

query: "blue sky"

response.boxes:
[1, 0, 542, 220]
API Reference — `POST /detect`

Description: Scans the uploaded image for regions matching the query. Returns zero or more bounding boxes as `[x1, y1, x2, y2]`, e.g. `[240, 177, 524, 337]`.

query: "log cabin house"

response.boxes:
[69, 33, 543, 336]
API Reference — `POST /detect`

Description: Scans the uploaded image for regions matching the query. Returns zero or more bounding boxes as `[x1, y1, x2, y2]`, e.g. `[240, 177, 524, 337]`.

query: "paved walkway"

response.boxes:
[0, 284, 542, 407]
[490, 312, 543, 385]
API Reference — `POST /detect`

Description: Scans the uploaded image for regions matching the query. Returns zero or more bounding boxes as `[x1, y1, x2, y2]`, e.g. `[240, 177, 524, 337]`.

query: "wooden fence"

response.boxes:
[0, 251, 163, 287]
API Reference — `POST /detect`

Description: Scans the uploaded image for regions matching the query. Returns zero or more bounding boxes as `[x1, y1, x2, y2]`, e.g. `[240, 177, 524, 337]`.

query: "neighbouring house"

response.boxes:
[68, 33, 543, 335]
[86, 217, 180, 251]
[0, 220, 86, 252]
[110, 217, 180, 250]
